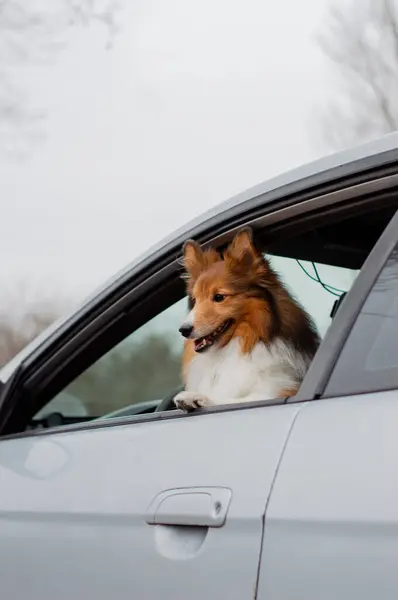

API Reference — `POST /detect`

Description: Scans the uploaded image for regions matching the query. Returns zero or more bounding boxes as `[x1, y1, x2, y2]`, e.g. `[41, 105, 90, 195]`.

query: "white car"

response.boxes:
[1, 133, 398, 599]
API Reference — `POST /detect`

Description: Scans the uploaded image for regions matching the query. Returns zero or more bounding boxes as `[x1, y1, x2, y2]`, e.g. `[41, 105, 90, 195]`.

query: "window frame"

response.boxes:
[1, 176, 398, 438]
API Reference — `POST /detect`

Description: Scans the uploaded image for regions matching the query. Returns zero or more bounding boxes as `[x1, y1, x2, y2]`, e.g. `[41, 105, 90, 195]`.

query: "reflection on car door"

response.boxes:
[0, 403, 300, 600]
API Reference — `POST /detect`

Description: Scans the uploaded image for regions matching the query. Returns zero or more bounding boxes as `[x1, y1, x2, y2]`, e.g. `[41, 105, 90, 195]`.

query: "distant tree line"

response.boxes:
[0, 306, 181, 416]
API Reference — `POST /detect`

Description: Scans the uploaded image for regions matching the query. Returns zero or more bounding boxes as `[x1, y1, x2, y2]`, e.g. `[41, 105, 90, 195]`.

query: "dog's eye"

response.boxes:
[213, 294, 226, 303]
[189, 296, 196, 308]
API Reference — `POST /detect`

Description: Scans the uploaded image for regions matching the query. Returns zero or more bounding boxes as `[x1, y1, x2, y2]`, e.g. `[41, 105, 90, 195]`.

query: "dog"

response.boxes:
[174, 227, 320, 412]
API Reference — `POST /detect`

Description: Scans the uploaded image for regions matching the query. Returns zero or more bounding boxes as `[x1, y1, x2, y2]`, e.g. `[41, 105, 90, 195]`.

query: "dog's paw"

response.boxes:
[174, 391, 212, 412]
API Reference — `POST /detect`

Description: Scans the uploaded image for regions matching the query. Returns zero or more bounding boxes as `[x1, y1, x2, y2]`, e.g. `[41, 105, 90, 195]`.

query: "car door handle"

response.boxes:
[146, 487, 232, 528]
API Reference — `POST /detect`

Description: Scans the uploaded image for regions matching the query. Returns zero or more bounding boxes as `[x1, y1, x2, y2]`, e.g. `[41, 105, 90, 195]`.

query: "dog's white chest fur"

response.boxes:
[184, 337, 311, 406]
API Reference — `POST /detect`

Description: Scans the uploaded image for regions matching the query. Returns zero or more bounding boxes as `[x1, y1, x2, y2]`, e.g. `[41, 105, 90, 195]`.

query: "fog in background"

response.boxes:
[0, 0, 329, 316]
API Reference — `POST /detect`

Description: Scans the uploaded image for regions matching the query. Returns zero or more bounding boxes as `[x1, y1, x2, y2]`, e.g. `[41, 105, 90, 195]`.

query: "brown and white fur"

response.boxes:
[174, 228, 319, 412]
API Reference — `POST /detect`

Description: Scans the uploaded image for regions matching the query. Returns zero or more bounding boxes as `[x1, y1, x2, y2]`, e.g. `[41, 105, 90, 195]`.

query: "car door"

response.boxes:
[0, 336, 300, 598]
[257, 209, 398, 599]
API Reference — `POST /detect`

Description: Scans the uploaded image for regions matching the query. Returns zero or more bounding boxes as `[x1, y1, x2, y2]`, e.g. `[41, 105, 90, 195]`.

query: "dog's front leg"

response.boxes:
[174, 391, 215, 412]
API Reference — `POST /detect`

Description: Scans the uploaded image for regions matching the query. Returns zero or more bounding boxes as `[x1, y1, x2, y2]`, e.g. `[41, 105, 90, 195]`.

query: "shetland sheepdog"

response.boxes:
[174, 227, 320, 412]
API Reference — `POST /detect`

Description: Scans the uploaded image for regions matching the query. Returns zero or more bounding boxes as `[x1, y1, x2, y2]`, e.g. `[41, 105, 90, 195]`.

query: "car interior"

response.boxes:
[8, 192, 398, 434]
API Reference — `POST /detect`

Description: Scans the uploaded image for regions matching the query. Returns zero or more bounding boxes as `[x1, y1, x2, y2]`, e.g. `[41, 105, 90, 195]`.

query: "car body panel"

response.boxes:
[0, 403, 301, 600]
[2, 132, 398, 384]
[257, 392, 398, 600]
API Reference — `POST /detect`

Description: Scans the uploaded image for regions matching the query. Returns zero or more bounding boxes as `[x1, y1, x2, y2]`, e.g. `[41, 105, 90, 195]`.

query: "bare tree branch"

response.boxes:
[317, 0, 398, 150]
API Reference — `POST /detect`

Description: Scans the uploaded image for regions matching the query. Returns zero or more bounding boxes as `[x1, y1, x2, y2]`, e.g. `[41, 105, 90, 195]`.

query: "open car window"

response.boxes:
[3, 191, 394, 435]
[33, 299, 187, 426]
[31, 255, 358, 429]
[269, 256, 358, 337]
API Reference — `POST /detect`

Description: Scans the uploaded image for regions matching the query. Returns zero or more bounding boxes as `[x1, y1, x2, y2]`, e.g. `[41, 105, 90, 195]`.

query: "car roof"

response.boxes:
[2, 132, 398, 383]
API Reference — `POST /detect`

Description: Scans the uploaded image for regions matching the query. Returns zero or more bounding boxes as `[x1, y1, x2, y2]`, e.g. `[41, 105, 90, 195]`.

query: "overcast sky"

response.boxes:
[0, 0, 334, 321]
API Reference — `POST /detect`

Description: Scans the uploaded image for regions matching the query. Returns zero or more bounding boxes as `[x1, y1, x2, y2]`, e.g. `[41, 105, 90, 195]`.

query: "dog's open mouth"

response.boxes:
[194, 319, 232, 353]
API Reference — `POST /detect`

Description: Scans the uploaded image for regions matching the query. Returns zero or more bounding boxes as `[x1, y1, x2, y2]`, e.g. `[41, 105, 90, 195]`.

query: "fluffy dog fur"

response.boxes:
[174, 228, 319, 411]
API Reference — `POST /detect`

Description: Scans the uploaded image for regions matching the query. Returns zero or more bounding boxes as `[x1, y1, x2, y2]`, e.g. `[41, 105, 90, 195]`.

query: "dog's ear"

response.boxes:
[224, 228, 262, 277]
[182, 240, 219, 281]
[183, 240, 203, 279]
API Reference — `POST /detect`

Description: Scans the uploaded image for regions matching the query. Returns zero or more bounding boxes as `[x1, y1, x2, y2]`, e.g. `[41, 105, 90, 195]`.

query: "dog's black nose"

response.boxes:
[179, 323, 194, 338]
